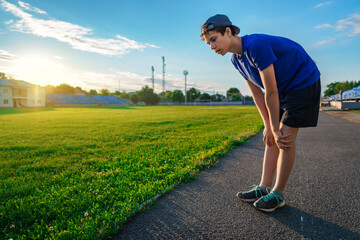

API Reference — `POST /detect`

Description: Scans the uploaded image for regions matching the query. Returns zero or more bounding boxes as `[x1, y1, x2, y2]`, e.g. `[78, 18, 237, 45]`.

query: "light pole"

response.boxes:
[183, 70, 188, 104]
[151, 66, 154, 90]
[162, 56, 166, 93]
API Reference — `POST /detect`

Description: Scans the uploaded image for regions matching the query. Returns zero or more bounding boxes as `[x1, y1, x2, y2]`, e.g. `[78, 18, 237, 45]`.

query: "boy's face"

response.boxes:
[204, 28, 232, 56]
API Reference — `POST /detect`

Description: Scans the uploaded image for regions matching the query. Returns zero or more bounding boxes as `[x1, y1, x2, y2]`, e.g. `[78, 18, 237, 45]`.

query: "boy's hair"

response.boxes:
[200, 25, 237, 41]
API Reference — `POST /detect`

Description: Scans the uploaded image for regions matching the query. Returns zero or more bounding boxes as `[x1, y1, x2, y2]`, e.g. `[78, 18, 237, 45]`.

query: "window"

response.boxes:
[4, 99, 9, 104]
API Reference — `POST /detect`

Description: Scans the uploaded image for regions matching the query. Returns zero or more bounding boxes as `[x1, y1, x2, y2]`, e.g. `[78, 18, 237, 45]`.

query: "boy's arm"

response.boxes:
[258, 64, 280, 133]
[246, 80, 271, 129]
[246, 80, 274, 146]
[259, 64, 291, 149]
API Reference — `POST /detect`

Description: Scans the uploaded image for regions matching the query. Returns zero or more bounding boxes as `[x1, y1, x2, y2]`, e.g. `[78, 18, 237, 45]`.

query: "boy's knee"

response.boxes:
[280, 124, 299, 140]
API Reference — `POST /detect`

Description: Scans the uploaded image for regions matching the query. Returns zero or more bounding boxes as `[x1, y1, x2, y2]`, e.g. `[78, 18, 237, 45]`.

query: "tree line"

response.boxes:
[2, 72, 359, 101]
[43, 83, 250, 105]
[323, 80, 360, 97]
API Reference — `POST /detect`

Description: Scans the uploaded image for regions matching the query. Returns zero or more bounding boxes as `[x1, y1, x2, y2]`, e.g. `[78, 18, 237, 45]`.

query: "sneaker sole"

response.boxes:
[253, 200, 286, 213]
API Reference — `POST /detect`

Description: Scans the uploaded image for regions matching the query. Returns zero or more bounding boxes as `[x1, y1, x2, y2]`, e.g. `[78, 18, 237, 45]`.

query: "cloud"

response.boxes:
[0, 49, 18, 61]
[18, 1, 46, 14]
[314, 1, 332, 8]
[313, 37, 336, 47]
[0, 0, 159, 56]
[0, 65, 10, 72]
[336, 13, 360, 36]
[76, 71, 150, 92]
[315, 23, 332, 29]
[53, 55, 63, 60]
[313, 13, 360, 47]
[4, 19, 13, 24]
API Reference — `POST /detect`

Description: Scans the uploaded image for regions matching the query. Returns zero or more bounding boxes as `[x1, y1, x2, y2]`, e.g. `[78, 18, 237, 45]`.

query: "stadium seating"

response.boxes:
[87, 95, 128, 104]
[47, 94, 128, 105]
[323, 86, 360, 101]
[47, 94, 97, 104]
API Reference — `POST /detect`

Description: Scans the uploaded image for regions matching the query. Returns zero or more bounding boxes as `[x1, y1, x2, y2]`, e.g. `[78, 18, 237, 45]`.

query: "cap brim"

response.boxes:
[232, 25, 240, 35]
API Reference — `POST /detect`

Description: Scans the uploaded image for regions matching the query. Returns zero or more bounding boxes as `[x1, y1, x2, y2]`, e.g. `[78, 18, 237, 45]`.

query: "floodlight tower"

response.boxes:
[162, 56, 166, 93]
[183, 70, 188, 104]
[151, 66, 155, 90]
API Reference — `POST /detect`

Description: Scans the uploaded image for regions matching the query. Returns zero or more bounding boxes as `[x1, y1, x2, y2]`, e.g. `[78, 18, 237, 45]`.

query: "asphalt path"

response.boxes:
[115, 112, 360, 240]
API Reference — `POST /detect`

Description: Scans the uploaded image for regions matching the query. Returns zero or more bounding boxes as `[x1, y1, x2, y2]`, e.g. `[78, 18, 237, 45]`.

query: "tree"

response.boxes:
[226, 87, 240, 97]
[199, 93, 211, 101]
[244, 95, 253, 101]
[112, 90, 121, 96]
[226, 87, 243, 101]
[139, 85, 160, 105]
[44, 85, 55, 95]
[119, 91, 131, 100]
[172, 90, 185, 103]
[186, 88, 201, 102]
[324, 80, 360, 97]
[158, 91, 166, 99]
[88, 89, 98, 95]
[53, 83, 75, 94]
[130, 93, 140, 105]
[212, 93, 224, 102]
[74, 86, 85, 94]
[164, 91, 173, 102]
[100, 89, 110, 96]
[0, 72, 14, 79]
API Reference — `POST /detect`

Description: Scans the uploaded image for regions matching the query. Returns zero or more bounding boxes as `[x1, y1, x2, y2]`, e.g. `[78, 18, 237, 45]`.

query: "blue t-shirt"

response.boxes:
[231, 34, 320, 95]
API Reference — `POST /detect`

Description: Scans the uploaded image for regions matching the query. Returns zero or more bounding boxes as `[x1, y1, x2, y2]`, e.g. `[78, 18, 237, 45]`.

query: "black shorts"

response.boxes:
[279, 79, 321, 128]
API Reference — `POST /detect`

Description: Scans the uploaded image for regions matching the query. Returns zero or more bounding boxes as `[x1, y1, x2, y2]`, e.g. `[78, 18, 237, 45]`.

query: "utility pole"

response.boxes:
[183, 70, 188, 104]
[151, 66, 154, 90]
[162, 56, 166, 93]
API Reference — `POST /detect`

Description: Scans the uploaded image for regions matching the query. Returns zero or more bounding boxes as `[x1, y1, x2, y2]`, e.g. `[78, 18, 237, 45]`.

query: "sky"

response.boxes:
[0, 0, 359, 96]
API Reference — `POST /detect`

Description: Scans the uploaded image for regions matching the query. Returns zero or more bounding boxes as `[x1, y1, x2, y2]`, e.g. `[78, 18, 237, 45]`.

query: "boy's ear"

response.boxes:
[225, 27, 232, 36]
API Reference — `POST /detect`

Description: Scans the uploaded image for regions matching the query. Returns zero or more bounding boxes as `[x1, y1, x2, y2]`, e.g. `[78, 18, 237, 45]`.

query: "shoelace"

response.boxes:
[251, 185, 268, 199]
[263, 191, 283, 205]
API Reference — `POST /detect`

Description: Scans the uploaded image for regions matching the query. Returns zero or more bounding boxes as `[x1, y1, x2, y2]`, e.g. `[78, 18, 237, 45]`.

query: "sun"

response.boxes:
[11, 54, 71, 86]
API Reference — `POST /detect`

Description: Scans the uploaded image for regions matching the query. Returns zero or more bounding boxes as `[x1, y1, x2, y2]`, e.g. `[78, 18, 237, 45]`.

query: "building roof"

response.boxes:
[0, 78, 39, 88]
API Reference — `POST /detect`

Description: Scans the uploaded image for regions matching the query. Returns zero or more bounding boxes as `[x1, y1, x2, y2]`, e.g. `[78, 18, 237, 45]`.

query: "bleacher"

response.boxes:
[47, 94, 97, 104]
[323, 86, 360, 101]
[342, 86, 360, 100]
[323, 85, 360, 109]
[46, 94, 128, 106]
[88, 95, 127, 104]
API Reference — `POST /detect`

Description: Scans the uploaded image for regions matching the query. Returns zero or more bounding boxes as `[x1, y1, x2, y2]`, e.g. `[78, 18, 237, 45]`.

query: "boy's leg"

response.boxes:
[259, 144, 279, 188]
[253, 124, 299, 212]
[237, 138, 279, 202]
[273, 123, 299, 192]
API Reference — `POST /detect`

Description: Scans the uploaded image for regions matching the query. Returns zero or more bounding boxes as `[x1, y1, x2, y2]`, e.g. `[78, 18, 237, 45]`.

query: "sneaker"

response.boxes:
[253, 189, 285, 212]
[236, 185, 271, 202]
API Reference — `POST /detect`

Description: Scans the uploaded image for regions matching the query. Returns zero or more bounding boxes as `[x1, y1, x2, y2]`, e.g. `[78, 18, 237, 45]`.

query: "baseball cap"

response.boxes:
[201, 14, 240, 36]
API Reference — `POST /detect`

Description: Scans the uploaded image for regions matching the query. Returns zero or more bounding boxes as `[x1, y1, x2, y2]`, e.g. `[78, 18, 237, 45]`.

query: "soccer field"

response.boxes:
[0, 106, 262, 239]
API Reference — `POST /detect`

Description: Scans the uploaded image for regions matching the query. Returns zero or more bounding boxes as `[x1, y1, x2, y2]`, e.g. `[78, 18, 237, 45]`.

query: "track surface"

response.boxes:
[115, 112, 360, 240]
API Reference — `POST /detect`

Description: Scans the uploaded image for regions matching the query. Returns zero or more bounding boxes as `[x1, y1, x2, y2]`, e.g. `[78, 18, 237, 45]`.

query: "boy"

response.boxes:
[201, 14, 320, 212]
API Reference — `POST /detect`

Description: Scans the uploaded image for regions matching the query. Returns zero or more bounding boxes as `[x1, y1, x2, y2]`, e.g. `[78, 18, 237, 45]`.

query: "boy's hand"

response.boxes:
[273, 130, 291, 149]
[263, 128, 275, 146]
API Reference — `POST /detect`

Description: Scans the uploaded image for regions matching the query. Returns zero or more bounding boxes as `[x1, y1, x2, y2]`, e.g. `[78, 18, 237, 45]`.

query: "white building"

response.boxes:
[0, 78, 45, 108]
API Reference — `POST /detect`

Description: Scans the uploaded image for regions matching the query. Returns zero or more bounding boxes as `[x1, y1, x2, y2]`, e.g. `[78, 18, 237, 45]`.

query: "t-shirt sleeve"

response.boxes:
[248, 40, 277, 71]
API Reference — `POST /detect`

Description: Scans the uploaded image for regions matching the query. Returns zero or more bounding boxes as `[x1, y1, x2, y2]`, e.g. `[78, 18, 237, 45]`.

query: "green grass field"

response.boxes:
[350, 110, 360, 115]
[0, 106, 263, 239]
